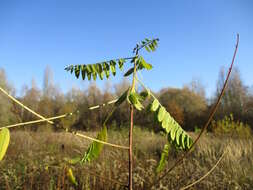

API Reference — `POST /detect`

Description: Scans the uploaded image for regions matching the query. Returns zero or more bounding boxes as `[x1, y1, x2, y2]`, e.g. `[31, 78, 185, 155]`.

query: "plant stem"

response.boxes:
[129, 105, 134, 190]
[128, 47, 139, 190]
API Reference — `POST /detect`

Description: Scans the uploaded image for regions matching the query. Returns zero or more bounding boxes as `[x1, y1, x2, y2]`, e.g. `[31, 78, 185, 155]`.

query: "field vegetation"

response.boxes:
[0, 129, 252, 189]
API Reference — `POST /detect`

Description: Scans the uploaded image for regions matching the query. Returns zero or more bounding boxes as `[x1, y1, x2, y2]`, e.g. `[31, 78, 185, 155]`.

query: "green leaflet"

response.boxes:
[118, 59, 125, 71]
[81, 126, 107, 163]
[115, 88, 129, 106]
[0, 128, 10, 161]
[75, 65, 80, 78]
[67, 168, 78, 186]
[139, 89, 150, 100]
[156, 143, 170, 173]
[128, 93, 138, 105]
[86, 64, 92, 73]
[176, 128, 182, 145]
[81, 65, 86, 80]
[137, 56, 153, 70]
[145, 46, 150, 52]
[96, 63, 103, 80]
[128, 91, 144, 111]
[103, 62, 110, 79]
[180, 132, 186, 149]
[87, 72, 92, 80]
[157, 106, 166, 122]
[187, 136, 193, 149]
[110, 60, 116, 76]
[162, 113, 170, 132]
[124, 67, 134, 77]
[150, 99, 159, 112]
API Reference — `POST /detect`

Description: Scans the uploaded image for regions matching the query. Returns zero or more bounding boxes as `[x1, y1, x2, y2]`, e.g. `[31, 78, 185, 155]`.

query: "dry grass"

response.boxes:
[0, 128, 253, 190]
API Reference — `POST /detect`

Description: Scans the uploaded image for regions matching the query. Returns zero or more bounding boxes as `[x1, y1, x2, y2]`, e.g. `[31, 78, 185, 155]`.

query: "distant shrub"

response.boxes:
[211, 114, 252, 138]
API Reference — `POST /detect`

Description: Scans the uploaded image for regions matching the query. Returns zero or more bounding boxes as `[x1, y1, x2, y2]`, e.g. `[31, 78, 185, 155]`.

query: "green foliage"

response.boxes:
[156, 143, 170, 173]
[67, 168, 78, 186]
[136, 56, 153, 70]
[64, 37, 193, 174]
[114, 88, 129, 106]
[126, 88, 151, 111]
[65, 58, 127, 81]
[211, 114, 252, 138]
[80, 126, 107, 163]
[0, 127, 10, 161]
[149, 97, 193, 150]
[127, 91, 144, 111]
[133, 38, 159, 53]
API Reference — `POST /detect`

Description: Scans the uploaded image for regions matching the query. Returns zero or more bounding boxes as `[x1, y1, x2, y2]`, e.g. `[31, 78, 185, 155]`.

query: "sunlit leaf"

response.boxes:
[150, 99, 159, 112]
[81, 126, 107, 163]
[156, 143, 170, 173]
[67, 168, 78, 186]
[0, 128, 10, 161]
[157, 106, 166, 122]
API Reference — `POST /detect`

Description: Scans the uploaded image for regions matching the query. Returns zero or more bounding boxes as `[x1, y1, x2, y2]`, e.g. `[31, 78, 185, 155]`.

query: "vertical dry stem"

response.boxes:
[128, 105, 134, 190]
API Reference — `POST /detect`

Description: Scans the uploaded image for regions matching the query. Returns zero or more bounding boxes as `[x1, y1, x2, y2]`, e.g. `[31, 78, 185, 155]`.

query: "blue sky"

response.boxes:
[0, 0, 252, 97]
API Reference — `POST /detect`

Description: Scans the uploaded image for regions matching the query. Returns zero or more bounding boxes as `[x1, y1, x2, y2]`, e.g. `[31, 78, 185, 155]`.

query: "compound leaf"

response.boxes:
[65, 58, 128, 81]
[81, 126, 107, 163]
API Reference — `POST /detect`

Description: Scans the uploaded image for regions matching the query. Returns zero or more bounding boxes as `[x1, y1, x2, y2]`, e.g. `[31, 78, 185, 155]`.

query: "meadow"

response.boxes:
[0, 128, 252, 190]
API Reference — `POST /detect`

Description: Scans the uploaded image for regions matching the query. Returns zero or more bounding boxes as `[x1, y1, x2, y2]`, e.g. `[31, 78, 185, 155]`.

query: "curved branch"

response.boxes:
[149, 34, 239, 188]
[180, 147, 227, 190]
[0, 113, 72, 129]
[0, 86, 53, 124]
[72, 131, 129, 150]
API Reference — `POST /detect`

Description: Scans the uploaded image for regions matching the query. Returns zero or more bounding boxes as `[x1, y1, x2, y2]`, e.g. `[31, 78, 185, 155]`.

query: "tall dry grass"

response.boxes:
[0, 129, 252, 189]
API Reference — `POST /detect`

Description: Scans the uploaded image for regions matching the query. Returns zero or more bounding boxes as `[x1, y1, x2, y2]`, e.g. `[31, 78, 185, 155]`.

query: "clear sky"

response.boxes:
[0, 0, 252, 97]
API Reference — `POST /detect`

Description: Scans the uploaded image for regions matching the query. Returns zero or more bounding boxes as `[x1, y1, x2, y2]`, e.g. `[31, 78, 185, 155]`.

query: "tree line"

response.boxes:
[0, 66, 253, 132]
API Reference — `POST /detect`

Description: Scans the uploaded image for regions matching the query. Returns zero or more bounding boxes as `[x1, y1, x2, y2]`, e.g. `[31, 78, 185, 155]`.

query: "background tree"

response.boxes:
[159, 87, 207, 130]
[214, 67, 247, 120]
[0, 68, 18, 125]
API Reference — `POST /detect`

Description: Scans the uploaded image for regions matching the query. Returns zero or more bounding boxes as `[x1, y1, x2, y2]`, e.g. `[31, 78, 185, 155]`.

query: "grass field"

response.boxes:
[0, 128, 253, 190]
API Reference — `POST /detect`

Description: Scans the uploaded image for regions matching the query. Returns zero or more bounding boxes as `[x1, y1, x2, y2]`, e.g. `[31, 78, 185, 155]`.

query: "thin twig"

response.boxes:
[0, 86, 53, 124]
[0, 113, 72, 129]
[180, 147, 227, 190]
[72, 131, 129, 150]
[149, 34, 239, 188]
[89, 99, 117, 110]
